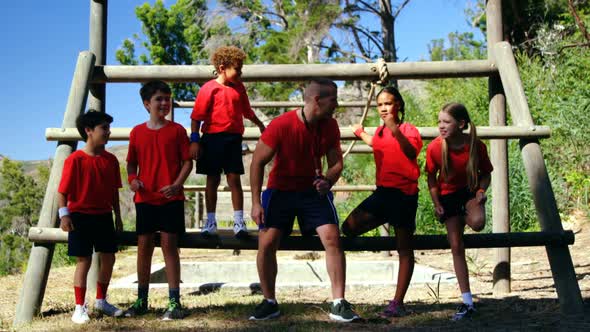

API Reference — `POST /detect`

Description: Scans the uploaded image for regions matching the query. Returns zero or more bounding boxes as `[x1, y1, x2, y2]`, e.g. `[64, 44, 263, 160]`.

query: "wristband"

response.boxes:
[128, 174, 137, 185]
[353, 127, 365, 138]
[58, 207, 70, 219]
[190, 132, 200, 143]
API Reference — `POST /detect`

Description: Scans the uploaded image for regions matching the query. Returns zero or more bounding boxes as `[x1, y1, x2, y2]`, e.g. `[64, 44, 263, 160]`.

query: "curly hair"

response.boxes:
[211, 46, 246, 71]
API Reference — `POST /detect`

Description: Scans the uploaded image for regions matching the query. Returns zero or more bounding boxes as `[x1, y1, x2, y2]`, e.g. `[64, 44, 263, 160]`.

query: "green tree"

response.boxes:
[0, 158, 49, 275]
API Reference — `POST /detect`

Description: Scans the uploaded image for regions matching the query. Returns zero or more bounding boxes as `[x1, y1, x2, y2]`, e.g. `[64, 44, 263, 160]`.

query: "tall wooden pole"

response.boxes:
[86, 0, 108, 295]
[14, 52, 96, 326]
[486, 0, 511, 295]
[493, 42, 583, 313]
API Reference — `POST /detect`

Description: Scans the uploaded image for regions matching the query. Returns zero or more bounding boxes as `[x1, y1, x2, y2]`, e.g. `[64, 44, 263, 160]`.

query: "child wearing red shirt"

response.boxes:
[342, 86, 423, 319]
[124, 80, 193, 320]
[190, 46, 265, 238]
[425, 102, 493, 321]
[58, 111, 123, 324]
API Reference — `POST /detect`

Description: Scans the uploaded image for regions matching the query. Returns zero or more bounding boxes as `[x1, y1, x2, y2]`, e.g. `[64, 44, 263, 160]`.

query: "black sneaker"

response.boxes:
[161, 298, 184, 320]
[123, 298, 148, 317]
[329, 299, 360, 322]
[451, 303, 475, 321]
[249, 300, 280, 320]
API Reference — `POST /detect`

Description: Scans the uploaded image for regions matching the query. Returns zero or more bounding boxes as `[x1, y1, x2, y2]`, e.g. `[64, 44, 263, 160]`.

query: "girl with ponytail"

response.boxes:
[425, 102, 493, 321]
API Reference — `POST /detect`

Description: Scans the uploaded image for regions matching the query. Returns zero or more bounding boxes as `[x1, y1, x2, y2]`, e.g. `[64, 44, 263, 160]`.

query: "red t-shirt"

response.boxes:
[190, 79, 256, 134]
[425, 136, 493, 195]
[126, 121, 191, 205]
[261, 110, 341, 191]
[372, 123, 423, 195]
[58, 150, 122, 214]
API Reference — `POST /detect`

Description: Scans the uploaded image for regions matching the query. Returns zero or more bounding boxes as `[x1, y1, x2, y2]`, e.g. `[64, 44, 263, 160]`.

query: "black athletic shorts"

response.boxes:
[357, 186, 418, 232]
[196, 133, 244, 175]
[260, 189, 339, 236]
[438, 187, 475, 223]
[135, 200, 185, 235]
[67, 212, 118, 257]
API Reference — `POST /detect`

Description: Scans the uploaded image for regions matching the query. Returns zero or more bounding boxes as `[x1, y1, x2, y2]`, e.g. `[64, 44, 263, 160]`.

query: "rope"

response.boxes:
[342, 58, 389, 158]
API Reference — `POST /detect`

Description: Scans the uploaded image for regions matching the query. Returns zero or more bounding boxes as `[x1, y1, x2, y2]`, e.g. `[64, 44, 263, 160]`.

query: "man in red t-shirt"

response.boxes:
[248, 79, 359, 323]
[125, 80, 193, 320]
[189, 46, 265, 239]
[58, 111, 123, 323]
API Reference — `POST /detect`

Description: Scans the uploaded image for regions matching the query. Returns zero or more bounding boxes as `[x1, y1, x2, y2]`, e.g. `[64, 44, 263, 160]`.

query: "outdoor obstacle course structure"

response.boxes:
[13, 0, 583, 326]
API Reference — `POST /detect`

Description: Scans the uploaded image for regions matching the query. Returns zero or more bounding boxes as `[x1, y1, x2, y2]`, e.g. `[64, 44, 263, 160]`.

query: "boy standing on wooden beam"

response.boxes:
[57, 110, 123, 324]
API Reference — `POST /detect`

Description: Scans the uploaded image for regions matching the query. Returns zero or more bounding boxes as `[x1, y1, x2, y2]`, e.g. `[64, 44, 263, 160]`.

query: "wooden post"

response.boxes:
[14, 52, 96, 326]
[86, 0, 108, 296]
[487, 0, 511, 295]
[492, 42, 583, 313]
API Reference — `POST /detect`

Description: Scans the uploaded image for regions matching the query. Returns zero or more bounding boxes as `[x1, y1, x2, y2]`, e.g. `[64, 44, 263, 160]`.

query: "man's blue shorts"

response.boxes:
[260, 189, 338, 236]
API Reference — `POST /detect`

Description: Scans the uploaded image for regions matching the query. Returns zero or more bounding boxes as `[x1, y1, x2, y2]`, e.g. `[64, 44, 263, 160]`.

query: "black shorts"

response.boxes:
[196, 133, 244, 175]
[261, 189, 339, 236]
[67, 212, 118, 257]
[357, 186, 418, 232]
[135, 200, 186, 235]
[438, 188, 475, 223]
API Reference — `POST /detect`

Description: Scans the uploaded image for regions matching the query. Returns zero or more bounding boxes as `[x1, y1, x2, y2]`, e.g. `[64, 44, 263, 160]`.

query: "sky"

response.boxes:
[0, 0, 483, 161]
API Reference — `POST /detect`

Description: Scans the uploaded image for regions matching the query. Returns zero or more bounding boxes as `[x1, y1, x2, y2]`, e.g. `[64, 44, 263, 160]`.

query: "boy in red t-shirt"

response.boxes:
[190, 46, 265, 238]
[425, 102, 493, 321]
[124, 80, 193, 320]
[58, 111, 123, 324]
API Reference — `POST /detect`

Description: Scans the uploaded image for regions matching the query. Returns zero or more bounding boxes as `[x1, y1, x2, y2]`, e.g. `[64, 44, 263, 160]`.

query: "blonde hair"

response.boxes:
[440, 102, 480, 191]
[211, 46, 246, 71]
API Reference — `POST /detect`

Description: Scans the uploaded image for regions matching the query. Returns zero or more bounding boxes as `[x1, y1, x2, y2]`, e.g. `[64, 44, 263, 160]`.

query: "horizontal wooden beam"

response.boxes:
[45, 125, 551, 142]
[90, 60, 496, 83]
[175, 101, 376, 108]
[28, 227, 574, 250]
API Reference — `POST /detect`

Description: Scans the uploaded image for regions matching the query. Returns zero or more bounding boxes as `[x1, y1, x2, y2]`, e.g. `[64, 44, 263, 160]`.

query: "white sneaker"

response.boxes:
[71, 304, 90, 324]
[233, 220, 249, 239]
[201, 219, 217, 236]
[95, 299, 123, 317]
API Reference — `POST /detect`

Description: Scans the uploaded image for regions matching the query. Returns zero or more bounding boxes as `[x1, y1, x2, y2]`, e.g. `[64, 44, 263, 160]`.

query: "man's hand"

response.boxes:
[130, 178, 144, 192]
[60, 216, 74, 232]
[313, 177, 332, 196]
[190, 142, 201, 160]
[251, 203, 265, 226]
[159, 184, 182, 198]
[434, 204, 445, 219]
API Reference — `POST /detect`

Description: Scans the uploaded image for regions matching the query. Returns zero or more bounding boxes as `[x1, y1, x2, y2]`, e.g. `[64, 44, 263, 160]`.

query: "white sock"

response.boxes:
[95, 299, 105, 305]
[207, 212, 217, 223]
[461, 292, 473, 306]
[333, 298, 344, 305]
[265, 298, 277, 304]
[234, 210, 244, 224]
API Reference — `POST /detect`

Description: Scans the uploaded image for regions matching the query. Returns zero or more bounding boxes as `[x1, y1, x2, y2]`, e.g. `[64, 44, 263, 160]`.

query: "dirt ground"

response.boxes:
[1, 213, 590, 331]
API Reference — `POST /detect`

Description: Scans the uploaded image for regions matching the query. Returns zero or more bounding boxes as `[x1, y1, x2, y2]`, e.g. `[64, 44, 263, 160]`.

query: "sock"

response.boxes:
[265, 298, 277, 304]
[169, 288, 180, 304]
[138, 286, 149, 303]
[74, 286, 86, 306]
[96, 282, 108, 300]
[333, 298, 344, 305]
[207, 212, 217, 224]
[461, 292, 473, 306]
[234, 210, 244, 224]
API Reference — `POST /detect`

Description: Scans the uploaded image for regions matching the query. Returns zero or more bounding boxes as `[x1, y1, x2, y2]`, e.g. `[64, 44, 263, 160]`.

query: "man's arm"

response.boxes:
[250, 141, 275, 225]
[314, 146, 343, 195]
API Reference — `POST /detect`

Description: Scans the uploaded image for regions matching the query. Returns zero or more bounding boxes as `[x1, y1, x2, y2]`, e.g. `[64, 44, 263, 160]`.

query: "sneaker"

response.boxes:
[201, 219, 217, 237]
[249, 300, 280, 320]
[329, 299, 360, 322]
[71, 304, 90, 324]
[95, 299, 123, 317]
[123, 298, 148, 317]
[379, 299, 409, 318]
[162, 298, 184, 320]
[234, 220, 249, 239]
[452, 303, 475, 321]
